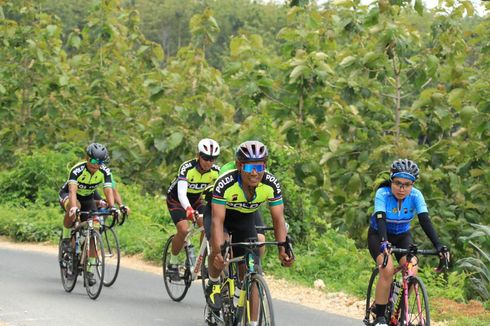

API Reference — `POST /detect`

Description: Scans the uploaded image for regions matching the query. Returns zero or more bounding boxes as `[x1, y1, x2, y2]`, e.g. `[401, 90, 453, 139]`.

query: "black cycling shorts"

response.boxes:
[367, 227, 414, 262]
[58, 190, 97, 221]
[166, 195, 204, 225]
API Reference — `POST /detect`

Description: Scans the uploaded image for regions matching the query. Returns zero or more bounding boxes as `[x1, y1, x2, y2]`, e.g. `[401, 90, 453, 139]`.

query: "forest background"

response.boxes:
[0, 0, 488, 324]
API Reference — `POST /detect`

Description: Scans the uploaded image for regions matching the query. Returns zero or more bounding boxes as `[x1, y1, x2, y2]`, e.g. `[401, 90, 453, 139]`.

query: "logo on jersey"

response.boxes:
[215, 175, 234, 193]
[73, 166, 85, 175]
[403, 208, 408, 214]
[188, 183, 208, 190]
[100, 165, 111, 175]
[227, 202, 261, 209]
[180, 162, 193, 176]
[265, 174, 281, 194]
[232, 194, 238, 201]
[392, 208, 397, 213]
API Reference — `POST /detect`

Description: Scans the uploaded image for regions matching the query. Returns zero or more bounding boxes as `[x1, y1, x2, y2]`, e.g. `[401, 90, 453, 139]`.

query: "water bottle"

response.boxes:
[187, 244, 196, 266]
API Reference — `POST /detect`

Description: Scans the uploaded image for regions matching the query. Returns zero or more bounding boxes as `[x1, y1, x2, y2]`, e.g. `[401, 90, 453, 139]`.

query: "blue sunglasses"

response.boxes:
[242, 163, 266, 173]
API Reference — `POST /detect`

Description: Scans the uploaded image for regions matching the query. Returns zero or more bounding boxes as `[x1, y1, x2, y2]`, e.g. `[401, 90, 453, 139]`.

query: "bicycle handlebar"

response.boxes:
[381, 244, 449, 271]
[75, 208, 120, 229]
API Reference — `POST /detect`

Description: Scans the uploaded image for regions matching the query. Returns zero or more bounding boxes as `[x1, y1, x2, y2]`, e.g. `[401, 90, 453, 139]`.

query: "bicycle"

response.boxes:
[363, 244, 448, 326]
[162, 214, 210, 301]
[206, 230, 294, 326]
[58, 209, 116, 299]
[98, 207, 128, 287]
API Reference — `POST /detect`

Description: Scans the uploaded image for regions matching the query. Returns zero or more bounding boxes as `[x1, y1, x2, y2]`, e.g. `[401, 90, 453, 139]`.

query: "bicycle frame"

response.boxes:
[183, 215, 210, 281]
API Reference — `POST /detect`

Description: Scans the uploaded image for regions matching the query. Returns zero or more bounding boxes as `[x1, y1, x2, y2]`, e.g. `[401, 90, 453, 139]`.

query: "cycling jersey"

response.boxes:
[167, 159, 220, 202]
[59, 162, 112, 198]
[369, 186, 428, 235]
[212, 169, 283, 214]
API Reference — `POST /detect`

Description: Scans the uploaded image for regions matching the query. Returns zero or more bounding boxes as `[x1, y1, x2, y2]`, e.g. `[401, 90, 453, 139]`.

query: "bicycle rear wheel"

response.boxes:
[239, 273, 275, 326]
[84, 231, 105, 300]
[398, 276, 430, 326]
[364, 267, 379, 325]
[101, 227, 120, 287]
[58, 234, 77, 292]
[162, 235, 191, 301]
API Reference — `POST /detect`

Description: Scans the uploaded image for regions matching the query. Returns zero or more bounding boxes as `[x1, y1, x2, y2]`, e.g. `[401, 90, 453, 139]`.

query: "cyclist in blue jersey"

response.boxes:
[368, 159, 450, 326]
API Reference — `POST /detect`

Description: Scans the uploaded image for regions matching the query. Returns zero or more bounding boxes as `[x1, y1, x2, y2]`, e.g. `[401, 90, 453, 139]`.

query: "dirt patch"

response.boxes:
[434, 297, 489, 316]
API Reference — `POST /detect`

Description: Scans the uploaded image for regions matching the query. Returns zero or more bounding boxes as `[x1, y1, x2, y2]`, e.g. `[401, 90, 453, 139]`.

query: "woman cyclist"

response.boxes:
[368, 159, 450, 326]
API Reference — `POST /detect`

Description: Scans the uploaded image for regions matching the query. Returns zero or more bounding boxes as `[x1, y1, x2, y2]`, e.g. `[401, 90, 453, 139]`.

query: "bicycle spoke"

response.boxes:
[85, 231, 105, 300]
[400, 277, 430, 326]
[101, 227, 120, 287]
[162, 235, 191, 301]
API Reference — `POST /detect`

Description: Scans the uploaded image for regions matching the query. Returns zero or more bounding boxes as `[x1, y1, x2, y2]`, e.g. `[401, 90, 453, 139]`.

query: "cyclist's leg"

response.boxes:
[394, 232, 417, 274]
[59, 192, 80, 251]
[368, 227, 394, 324]
[254, 210, 266, 257]
[167, 197, 189, 256]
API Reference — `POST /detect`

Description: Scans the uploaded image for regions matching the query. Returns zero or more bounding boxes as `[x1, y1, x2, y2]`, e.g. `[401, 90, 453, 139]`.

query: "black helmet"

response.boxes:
[390, 159, 419, 181]
[236, 141, 268, 163]
[86, 143, 109, 162]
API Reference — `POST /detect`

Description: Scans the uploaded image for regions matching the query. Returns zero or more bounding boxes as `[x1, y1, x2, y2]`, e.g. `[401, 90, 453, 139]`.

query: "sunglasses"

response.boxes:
[200, 154, 217, 162]
[89, 158, 106, 165]
[242, 163, 266, 173]
[393, 180, 413, 189]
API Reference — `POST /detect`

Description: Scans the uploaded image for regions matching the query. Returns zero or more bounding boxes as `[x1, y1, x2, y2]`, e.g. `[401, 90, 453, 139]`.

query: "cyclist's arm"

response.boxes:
[68, 183, 78, 209]
[177, 180, 191, 210]
[103, 186, 115, 207]
[210, 202, 225, 254]
[418, 212, 442, 250]
[374, 189, 388, 241]
[269, 204, 287, 243]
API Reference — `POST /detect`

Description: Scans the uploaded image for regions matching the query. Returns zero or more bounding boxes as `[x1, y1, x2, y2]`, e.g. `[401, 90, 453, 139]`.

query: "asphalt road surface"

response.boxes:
[0, 246, 360, 325]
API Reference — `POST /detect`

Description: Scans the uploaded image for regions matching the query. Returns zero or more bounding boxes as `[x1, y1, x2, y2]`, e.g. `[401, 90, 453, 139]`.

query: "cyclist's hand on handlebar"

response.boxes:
[120, 205, 130, 215]
[435, 245, 450, 272]
[186, 207, 196, 221]
[380, 241, 392, 254]
[279, 251, 293, 267]
[69, 207, 78, 217]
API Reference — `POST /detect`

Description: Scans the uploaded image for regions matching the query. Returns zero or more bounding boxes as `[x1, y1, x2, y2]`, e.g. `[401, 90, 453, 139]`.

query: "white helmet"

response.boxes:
[198, 138, 220, 157]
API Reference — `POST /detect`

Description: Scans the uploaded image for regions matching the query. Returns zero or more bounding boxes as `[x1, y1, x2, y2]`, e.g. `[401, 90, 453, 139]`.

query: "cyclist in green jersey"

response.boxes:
[58, 143, 116, 285]
[166, 138, 221, 277]
[204, 141, 293, 320]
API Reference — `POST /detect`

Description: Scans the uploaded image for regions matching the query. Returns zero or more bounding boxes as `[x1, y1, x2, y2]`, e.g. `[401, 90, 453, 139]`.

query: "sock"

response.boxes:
[249, 322, 258, 326]
[376, 304, 387, 319]
[62, 227, 71, 239]
[209, 275, 220, 283]
[169, 253, 179, 265]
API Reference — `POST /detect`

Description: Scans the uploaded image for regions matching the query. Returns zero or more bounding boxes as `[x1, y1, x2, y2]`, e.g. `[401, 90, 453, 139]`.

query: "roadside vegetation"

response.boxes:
[0, 0, 488, 324]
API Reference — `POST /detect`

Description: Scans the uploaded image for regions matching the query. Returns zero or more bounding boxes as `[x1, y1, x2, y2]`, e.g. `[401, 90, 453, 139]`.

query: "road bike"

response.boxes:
[363, 244, 448, 326]
[97, 207, 128, 287]
[162, 214, 210, 301]
[206, 230, 294, 326]
[58, 209, 116, 299]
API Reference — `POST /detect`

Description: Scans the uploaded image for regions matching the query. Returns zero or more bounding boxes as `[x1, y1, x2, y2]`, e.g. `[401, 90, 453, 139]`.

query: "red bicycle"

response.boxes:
[364, 244, 448, 326]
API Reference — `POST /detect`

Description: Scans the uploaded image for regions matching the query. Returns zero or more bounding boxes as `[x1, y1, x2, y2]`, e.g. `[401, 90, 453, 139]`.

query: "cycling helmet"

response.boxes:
[198, 138, 220, 157]
[86, 143, 109, 162]
[236, 140, 268, 162]
[390, 159, 419, 181]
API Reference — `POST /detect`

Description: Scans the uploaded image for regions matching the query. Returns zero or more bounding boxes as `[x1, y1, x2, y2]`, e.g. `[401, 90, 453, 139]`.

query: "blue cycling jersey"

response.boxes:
[370, 186, 428, 235]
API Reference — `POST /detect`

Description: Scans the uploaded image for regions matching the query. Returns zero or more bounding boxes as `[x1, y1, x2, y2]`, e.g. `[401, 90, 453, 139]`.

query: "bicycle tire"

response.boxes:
[101, 227, 120, 287]
[58, 233, 77, 292]
[162, 235, 191, 301]
[238, 273, 275, 326]
[84, 230, 105, 300]
[397, 276, 430, 326]
[200, 246, 209, 296]
[364, 267, 379, 326]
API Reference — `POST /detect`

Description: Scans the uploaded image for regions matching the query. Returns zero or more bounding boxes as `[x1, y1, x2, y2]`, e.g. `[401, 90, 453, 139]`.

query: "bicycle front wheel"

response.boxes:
[101, 227, 120, 287]
[162, 235, 191, 301]
[239, 273, 275, 326]
[84, 231, 105, 300]
[58, 234, 77, 292]
[398, 276, 430, 326]
[364, 267, 379, 325]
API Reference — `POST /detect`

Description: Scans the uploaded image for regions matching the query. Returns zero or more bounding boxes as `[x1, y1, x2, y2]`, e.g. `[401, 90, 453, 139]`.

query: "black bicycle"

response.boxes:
[58, 209, 117, 299]
[206, 230, 294, 326]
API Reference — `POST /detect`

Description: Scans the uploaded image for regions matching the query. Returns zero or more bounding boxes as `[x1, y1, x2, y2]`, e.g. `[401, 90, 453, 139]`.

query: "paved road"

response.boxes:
[0, 247, 360, 325]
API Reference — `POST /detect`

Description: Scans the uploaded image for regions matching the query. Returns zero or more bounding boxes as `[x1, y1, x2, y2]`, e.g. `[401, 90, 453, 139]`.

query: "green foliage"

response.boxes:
[0, 147, 78, 205]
